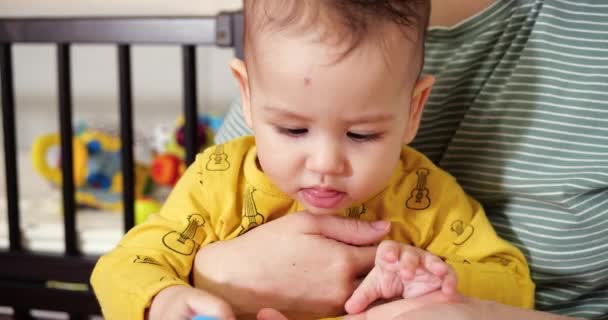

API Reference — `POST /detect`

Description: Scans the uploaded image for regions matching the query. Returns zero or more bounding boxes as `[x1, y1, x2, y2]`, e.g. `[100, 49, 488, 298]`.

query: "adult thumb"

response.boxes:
[316, 215, 391, 246]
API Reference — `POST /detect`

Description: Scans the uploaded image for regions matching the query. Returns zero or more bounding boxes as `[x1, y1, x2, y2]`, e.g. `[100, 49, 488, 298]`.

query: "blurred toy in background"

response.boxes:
[30, 114, 223, 224]
[134, 197, 162, 225]
[150, 114, 221, 187]
[31, 126, 153, 212]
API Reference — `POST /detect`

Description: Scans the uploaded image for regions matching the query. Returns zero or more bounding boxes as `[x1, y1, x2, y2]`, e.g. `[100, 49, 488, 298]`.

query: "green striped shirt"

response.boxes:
[215, 1, 608, 318]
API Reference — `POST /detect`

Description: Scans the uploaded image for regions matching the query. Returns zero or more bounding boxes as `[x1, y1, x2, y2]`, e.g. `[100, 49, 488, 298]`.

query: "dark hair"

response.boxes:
[243, 0, 430, 67]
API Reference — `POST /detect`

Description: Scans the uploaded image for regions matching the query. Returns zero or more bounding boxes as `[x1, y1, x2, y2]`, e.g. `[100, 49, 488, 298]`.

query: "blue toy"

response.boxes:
[191, 316, 219, 320]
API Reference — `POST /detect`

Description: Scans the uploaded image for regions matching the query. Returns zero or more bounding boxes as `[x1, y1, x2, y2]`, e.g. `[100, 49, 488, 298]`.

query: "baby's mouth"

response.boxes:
[299, 187, 346, 209]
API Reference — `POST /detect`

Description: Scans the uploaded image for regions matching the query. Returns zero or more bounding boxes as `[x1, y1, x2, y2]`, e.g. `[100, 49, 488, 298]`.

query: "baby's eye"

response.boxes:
[347, 132, 381, 142]
[277, 127, 308, 137]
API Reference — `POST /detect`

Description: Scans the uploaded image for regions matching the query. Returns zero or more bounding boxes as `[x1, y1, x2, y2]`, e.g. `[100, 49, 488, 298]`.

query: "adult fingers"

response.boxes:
[289, 212, 390, 246]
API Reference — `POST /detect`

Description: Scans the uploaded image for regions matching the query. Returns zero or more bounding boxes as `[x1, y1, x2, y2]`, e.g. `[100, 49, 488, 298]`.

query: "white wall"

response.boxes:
[1, 1, 244, 150]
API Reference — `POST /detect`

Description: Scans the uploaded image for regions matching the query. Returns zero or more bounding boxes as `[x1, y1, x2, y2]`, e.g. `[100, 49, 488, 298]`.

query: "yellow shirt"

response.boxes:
[91, 136, 535, 319]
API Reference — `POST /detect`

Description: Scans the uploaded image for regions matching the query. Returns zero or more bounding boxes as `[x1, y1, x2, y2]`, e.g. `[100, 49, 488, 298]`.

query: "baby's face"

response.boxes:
[237, 26, 430, 215]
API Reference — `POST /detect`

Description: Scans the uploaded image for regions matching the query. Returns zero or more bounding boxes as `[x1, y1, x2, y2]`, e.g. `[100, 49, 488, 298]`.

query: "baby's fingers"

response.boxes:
[186, 290, 235, 320]
[257, 308, 289, 320]
[440, 266, 458, 295]
[421, 254, 458, 296]
[345, 268, 382, 314]
[377, 241, 419, 279]
[422, 253, 449, 277]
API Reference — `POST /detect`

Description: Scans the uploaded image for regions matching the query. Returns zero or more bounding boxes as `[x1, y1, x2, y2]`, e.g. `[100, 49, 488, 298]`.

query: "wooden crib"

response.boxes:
[0, 12, 243, 319]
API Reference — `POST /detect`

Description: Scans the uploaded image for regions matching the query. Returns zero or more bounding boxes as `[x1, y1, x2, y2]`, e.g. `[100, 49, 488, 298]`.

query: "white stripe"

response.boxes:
[514, 64, 608, 78]
[521, 249, 608, 263]
[544, 3, 608, 18]
[515, 187, 607, 210]
[448, 165, 608, 184]
[531, 267, 608, 281]
[533, 20, 608, 35]
[445, 155, 608, 174]
[449, 145, 608, 162]
[520, 55, 608, 69]
[486, 89, 608, 109]
[464, 184, 567, 197]
[452, 138, 608, 156]
[462, 178, 600, 193]
[473, 97, 608, 114]
[508, 201, 608, 222]
[530, 258, 608, 271]
[463, 119, 608, 138]
[536, 292, 578, 302]
[553, 0, 608, 9]
[492, 209, 608, 233]
[530, 38, 608, 54]
[540, 11, 608, 26]
[485, 81, 608, 96]
[490, 73, 607, 87]
[494, 223, 608, 249]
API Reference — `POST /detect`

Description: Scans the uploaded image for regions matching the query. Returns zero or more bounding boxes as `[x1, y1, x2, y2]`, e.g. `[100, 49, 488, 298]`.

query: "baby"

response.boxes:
[91, 1, 534, 319]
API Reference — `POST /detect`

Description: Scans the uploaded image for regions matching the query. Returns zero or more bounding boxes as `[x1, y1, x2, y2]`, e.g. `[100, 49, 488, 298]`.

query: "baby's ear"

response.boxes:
[229, 59, 253, 129]
[403, 75, 434, 144]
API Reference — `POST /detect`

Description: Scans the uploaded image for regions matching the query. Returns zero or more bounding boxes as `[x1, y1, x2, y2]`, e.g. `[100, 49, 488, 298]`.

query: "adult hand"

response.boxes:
[193, 212, 391, 318]
[344, 293, 577, 320]
[256, 291, 458, 320]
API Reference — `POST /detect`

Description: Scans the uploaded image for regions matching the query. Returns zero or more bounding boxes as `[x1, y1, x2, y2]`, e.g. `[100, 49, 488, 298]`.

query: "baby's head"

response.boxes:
[232, 0, 434, 215]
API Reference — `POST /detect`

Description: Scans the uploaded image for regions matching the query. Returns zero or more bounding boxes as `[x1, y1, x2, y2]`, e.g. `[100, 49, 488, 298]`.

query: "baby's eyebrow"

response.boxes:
[345, 113, 395, 125]
[263, 105, 311, 122]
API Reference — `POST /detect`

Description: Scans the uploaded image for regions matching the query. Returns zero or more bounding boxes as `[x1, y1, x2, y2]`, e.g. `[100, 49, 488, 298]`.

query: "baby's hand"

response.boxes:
[148, 285, 235, 320]
[344, 240, 457, 314]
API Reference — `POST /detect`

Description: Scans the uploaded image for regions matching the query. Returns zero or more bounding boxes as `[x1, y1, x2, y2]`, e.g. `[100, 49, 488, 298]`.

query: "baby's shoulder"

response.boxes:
[196, 136, 254, 173]
[394, 146, 461, 197]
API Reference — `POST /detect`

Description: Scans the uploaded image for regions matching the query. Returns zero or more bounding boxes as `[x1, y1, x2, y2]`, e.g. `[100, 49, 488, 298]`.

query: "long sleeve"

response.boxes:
[421, 179, 534, 308]
[384, 148, 535, 309]
[91, 157, 218, 320]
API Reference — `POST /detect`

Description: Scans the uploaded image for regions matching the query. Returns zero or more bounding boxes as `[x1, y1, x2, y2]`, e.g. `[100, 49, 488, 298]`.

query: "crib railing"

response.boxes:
[0, 13, 242, 319]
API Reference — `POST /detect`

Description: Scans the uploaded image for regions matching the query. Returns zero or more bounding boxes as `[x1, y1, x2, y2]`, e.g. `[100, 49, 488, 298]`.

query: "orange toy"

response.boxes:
[150, 154, 185, 186]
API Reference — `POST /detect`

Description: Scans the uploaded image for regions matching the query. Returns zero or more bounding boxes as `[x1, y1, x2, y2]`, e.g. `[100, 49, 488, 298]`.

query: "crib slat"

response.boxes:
[182, 45, 198, 165]
[0, 17, 216, 45]
[118, 45, 135, 232]
[0, 44, 23, 252]
[57, 44, 78, 256]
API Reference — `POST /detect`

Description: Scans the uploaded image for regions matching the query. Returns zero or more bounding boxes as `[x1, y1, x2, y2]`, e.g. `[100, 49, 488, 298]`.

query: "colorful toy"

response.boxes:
[32, 128, 151, 212]
[149, 115, 220, 187]
[150, 154, 185, 186]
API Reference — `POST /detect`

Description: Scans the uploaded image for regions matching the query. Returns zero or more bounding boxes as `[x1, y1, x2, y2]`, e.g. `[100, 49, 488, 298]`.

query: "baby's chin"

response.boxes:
[300, 202, 352, 216]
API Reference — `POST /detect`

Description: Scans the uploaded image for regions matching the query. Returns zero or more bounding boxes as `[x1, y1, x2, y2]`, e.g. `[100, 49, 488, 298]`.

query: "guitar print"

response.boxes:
[162, 214, 205, 255]
[406, 168, 431, 210]
[347, 204, 367, 219]
[450, 220, 474, 245]
[206, 144, 230, 171]
[238, 187, 265, 235]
